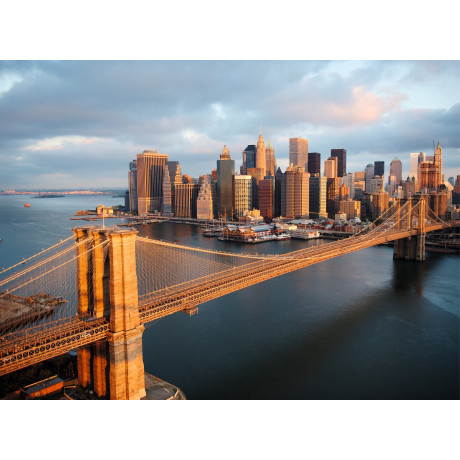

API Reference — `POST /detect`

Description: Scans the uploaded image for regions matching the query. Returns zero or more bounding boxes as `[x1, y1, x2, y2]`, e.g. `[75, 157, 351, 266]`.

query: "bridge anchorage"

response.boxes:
[0, 197, 458, 399]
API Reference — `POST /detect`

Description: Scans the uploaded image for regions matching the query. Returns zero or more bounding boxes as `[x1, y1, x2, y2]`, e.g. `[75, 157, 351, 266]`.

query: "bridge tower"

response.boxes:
[393, 198, 426, 262]
[73, 227, 146, 400]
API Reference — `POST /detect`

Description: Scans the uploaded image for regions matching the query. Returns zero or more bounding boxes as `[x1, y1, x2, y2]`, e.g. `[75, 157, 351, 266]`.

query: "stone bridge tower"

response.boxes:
[393, 198, 426, 261]
[73, 227, 145, 400]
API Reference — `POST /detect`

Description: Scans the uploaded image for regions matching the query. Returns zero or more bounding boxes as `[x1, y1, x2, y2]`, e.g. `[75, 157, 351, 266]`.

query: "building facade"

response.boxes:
[217, 146, 235, 219]
[196, 174, 215, 220]
[289, 138, 308, 171]
[283, 166, 310, 219]
[233, 175, 253, 219]
[128, 160, 138, 213]
[309, 176, 327, 219]
[308, 152, 321, 176]
[330, 148, 346, 177]
[136, 150, 168, 214]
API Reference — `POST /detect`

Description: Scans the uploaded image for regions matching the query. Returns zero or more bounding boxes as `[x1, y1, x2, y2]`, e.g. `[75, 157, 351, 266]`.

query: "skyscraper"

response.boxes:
[309, 176, 327, 219]
[409, 153, 420, 181]
[196, 174, 215, 220]
[256, 132, 266, 174]
[274, 167, 283, 218]
[324, 157, 338, 178]
[434, 141, 443, 187]
[259, 177, 275, 220]
[265, 138, 277, 177]
[308, 152, 321, 176]
[374, 161, 385, 178]
[326, 177, 340, 218]
[217, 146, 235, 219]
[128, 159, 138, 213]
[340, 173, 355, 199]
[241, 145, 256, 175]
[175, 182, 200, 218]
[365, 164, 374, 192]
[162, 165, 172, 216]
[330, 149, 346, 177]
[233, 175, 252, 219]
[289, 138, 308, 171]
[136, 150, 168, 215]
[283, 166, 310, 219]
[389, 158, 402, 184]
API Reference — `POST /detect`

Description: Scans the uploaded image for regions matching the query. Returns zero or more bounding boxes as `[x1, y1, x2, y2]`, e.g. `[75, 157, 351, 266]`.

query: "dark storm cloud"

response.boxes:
[0, 60, 459, 188]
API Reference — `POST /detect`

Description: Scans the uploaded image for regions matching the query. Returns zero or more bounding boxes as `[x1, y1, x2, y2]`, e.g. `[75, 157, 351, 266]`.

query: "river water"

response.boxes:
[0, 195, 458, 399]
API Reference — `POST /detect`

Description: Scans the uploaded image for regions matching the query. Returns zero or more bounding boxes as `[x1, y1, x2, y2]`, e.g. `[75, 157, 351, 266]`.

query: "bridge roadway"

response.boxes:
[0, 221, 457, 376]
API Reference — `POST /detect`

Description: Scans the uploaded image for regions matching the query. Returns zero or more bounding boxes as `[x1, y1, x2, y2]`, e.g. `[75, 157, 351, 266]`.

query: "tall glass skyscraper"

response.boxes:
[217, 146, 235, 219]
[136, 150, 168, 214]
[330, 149, 346, 177]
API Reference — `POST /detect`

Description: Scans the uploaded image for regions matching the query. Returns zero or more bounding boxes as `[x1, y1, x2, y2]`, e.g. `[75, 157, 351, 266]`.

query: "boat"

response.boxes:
[276, 233, 291, 241]
[24, 203, 30, 208]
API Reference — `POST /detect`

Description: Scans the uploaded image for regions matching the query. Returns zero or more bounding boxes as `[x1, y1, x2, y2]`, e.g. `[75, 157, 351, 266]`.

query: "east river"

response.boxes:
[0, 195, 459, 399]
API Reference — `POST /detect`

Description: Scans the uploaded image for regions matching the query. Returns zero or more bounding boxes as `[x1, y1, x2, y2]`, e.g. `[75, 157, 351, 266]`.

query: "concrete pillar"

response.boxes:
[107, 230, 146, 400]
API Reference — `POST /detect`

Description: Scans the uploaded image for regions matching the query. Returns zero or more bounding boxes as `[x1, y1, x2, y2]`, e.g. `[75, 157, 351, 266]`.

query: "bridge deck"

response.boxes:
[0, 221, 457, 376]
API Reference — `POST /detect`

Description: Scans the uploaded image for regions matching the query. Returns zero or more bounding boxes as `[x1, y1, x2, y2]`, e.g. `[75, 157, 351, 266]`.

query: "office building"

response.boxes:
[196, 174, 216, 220]
[340, 173, 355, 199]
[128, 159, 138, 213]
[175, 182, 200, 218]
[283, 166, 310, 219]
[217, 146, 235, 219]
[256, 132, 267, 175]
[330, 149, 346, 177]
[259, 177, 275, 220]
[274, 167, 283, 218]
[289, 138, 308, 171]
[162, 166, 172, 216]
[369, 176, 384, 194]
[434, 141, 443, 187]
[339, 200, 361, 220]
[308, 152, 321, 176]
[265, 138, 277, 177]
[365, 164, 374, 192]
[371, 191, 389, 219]
[374, 161, 385, 178]
[326, 177, 340, 218]
[309, 176, 327, 219]
[419, 161, 440, 191]
[410, 153, 420, 181]
[241, 145, 256, 175]
[389, 158, 402, 184]
[136, 150, 168, 215]
[233, 175, 252, 219]
[324, 156, 338, 179]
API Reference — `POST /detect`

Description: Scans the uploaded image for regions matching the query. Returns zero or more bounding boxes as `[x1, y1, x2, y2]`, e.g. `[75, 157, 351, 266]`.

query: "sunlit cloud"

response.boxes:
[22, 135, 108, 152]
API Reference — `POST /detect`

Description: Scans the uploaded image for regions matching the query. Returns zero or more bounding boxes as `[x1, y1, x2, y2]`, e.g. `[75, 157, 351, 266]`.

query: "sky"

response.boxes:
[0, 60, 459, 189]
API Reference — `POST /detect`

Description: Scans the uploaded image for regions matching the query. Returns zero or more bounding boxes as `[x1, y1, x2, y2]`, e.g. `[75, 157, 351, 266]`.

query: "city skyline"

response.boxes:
[0, 61, 459, 189]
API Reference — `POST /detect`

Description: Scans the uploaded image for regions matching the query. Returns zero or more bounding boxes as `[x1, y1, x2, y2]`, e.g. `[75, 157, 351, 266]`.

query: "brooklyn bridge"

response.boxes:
[1, 197, 459, 399]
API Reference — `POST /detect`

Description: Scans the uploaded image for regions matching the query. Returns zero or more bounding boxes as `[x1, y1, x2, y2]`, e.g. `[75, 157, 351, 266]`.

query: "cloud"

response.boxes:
[0, 61, 459, 188]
